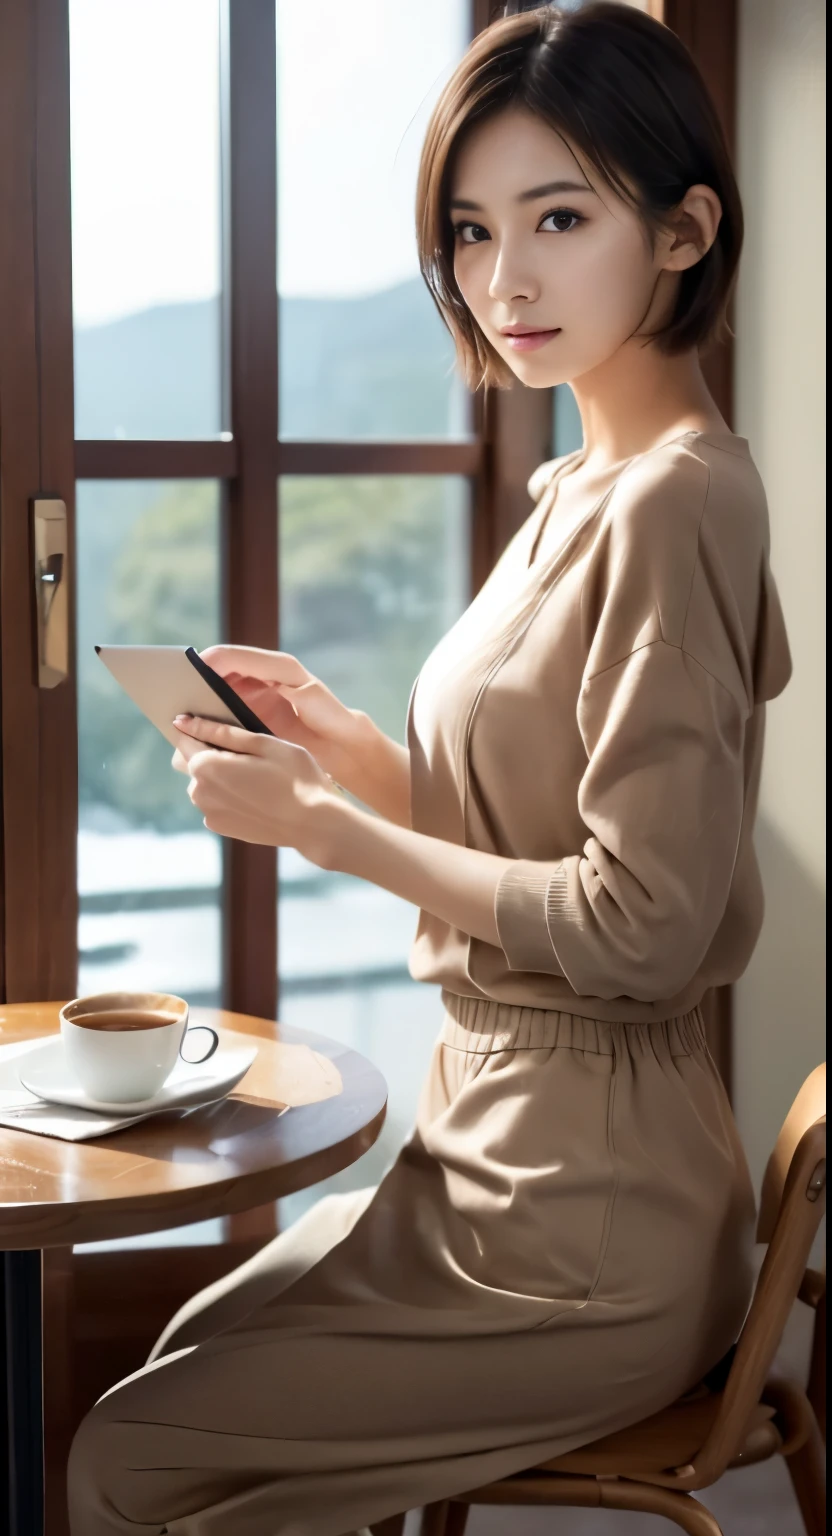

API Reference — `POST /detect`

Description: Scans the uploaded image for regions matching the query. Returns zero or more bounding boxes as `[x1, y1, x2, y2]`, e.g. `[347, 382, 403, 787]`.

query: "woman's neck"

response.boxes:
[569, 340, 728, 471]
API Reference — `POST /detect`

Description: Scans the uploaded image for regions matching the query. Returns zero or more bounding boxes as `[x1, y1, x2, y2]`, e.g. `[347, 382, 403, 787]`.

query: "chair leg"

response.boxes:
[784, 1413, 827, 1536]
[444, 1504, 471, 1536]
[419, 1502, 451, 1536]
[600, 1479, 724, 1536]
[369, 1518, 406, 1536]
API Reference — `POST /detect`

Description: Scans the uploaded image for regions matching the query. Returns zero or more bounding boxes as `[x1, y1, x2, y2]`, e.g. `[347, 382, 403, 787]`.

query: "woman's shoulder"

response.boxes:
[609, 429, 769, 552]
[584, 429, 788, 707]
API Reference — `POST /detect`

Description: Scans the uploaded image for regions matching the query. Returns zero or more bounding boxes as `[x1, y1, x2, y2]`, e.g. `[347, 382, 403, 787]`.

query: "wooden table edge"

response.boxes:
[1, 1003, 389, 1250]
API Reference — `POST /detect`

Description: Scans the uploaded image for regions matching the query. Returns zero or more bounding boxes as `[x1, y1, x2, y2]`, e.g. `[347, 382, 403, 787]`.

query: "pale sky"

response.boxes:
[69, 0, 468, 329]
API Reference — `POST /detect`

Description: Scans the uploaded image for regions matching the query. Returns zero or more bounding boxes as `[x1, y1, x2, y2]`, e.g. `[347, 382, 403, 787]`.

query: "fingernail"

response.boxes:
[173, 714, 192, 725]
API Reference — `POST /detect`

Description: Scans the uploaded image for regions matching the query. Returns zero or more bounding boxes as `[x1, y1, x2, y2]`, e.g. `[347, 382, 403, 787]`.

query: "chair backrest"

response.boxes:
[757, 1063, 827, 1242]
[689, 1063, 826, 1486]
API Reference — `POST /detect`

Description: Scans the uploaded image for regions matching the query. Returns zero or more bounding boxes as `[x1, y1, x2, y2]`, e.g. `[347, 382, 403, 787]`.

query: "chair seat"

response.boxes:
[534, 1394, 779, 1478]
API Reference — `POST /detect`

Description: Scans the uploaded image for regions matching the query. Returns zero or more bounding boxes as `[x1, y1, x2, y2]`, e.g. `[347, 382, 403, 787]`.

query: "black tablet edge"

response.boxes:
[184, 646, 274, 736]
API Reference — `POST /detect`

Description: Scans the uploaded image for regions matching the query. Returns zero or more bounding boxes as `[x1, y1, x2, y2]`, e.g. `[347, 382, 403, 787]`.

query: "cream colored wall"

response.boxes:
[733, 0, 826, 1195]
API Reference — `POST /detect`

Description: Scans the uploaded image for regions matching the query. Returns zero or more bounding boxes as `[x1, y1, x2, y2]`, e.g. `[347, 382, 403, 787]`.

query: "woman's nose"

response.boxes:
[488, 243, 540, 306]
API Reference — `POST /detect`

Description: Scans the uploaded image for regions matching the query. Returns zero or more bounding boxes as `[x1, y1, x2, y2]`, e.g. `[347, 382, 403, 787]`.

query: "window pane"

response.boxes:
[70, 1, 222, 438]
[76, 481, 223, 1007]
[277, 475, 470, 1223]
[553, 384, 583, 458]
[276, 0, 469, 440]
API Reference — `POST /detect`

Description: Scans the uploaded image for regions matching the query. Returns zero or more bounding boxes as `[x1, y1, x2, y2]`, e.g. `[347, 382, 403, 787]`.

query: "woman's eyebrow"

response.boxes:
[517, 179, 596, 202]
[449, 179, 596, 211]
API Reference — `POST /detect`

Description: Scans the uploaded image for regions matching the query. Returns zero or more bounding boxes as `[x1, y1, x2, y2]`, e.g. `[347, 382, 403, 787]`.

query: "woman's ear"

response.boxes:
[661, 183, 722, 272]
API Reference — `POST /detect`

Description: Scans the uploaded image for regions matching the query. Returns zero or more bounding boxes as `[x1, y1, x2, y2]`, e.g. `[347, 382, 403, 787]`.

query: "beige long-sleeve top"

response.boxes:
[406, 429, 792, 1023]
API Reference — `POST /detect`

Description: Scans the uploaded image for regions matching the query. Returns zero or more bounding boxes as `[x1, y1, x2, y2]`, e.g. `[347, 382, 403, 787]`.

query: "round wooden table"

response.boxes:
[0, 1002, 388, 1536]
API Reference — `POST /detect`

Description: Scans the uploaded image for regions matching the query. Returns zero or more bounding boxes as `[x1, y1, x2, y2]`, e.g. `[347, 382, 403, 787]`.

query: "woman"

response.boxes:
[69, 5, 792, 1533]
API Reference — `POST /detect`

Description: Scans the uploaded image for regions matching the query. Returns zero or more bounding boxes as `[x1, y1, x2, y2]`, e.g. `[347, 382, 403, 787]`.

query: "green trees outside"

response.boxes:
[79, 475, 467, 831]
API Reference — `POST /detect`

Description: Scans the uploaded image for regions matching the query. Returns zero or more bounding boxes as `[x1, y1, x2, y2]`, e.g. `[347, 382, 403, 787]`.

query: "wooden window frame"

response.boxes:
[0, 0, 78, 1007]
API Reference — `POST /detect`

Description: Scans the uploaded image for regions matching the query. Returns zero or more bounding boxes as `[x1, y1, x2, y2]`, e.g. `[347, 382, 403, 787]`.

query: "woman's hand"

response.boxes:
[199, 645, 364, 783]
[198, 645, 412, 827]
[171, 715, 342, 867]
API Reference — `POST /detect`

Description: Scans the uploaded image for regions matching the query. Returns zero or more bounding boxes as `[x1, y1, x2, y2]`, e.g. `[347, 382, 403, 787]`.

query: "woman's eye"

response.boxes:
[539, 209, 583, 234]
[454, 221, 490, 245]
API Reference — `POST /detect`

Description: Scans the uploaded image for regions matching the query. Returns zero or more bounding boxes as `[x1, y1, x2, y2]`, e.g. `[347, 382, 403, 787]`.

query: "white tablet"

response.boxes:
[95, 645, 273, 747]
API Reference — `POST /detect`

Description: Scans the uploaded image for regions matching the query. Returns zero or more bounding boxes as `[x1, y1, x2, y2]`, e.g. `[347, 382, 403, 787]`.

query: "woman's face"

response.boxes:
[449, 106, 672, 389]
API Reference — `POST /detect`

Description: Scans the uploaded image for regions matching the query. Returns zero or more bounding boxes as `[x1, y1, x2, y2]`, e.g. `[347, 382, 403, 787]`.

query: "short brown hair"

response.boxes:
[416, 2, 743, 389]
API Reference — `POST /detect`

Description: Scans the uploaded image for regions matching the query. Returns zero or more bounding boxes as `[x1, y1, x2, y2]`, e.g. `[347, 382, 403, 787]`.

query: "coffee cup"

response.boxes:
[59, 991, 219, 1103]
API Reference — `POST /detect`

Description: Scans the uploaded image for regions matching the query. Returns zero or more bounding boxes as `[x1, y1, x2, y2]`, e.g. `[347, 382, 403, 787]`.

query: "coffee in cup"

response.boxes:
[60, 991, 218, 1103]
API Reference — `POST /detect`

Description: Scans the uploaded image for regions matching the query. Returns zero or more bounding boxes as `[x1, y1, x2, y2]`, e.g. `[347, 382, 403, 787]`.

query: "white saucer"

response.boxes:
[16, 1035, 258, 1116]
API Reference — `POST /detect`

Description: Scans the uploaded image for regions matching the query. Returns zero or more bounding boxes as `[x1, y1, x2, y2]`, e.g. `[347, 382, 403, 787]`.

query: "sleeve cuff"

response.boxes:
[545, 863, 571, 938]
[494, 860, 568, 974]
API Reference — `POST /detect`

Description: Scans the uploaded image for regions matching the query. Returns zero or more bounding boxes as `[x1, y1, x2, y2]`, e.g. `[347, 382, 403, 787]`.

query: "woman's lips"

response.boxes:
[503, 328, 561, 352]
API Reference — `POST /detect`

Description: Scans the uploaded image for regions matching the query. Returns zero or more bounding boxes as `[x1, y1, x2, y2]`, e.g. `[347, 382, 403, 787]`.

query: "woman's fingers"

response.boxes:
[196, 651, 348, 755]
[199, 645, 310, 687]
[284, 679, 345, 736]
[226, 676, 329, 751]
[172, 715, 264, 756]
[167, 701, 335, 857]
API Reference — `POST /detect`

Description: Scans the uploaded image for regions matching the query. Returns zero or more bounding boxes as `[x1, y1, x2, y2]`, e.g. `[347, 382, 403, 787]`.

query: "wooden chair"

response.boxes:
[373, 1062, 826, 1536]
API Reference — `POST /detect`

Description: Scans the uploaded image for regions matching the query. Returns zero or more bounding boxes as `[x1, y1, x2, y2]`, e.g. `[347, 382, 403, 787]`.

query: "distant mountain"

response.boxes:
[75, 299, 221, 440]
[74, 278, 464, 441]
[279, 281, 465, 438]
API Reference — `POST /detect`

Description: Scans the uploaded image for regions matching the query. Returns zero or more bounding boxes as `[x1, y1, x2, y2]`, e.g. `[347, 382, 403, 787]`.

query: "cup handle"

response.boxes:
[179, 1025, 219, 1065]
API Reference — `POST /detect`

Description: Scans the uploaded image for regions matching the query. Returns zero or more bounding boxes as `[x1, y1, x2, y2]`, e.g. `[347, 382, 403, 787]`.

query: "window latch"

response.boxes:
[32, 497, 69, 688]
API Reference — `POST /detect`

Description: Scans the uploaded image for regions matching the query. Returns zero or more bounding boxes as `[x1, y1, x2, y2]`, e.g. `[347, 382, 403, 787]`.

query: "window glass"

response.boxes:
[553, 384, 583, 458]
[70, 0, 223, 438]
[276, 0, 469, 439]
[277, 475, 470, 1223]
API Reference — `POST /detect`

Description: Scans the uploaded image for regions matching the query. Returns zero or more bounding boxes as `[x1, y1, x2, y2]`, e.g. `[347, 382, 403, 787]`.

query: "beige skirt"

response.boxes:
[68, 992, 756, 1536]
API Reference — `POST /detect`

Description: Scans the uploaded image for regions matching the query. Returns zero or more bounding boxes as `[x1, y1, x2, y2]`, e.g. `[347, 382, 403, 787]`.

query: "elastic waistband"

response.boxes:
[440, 989, 708, 1058]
